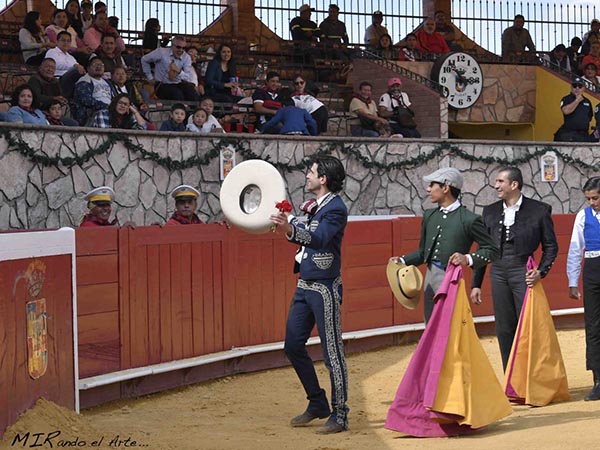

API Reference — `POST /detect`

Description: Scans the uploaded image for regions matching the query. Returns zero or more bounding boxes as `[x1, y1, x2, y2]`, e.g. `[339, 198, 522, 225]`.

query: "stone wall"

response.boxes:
[0, 124, 598, 229]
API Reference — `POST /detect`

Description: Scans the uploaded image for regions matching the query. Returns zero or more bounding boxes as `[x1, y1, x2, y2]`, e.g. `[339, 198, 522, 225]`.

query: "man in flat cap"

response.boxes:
[389, 167, 499, 322]
[364, 11, 389, 48]
[290, 4, 321, 43]
[166, 185, 204, 225]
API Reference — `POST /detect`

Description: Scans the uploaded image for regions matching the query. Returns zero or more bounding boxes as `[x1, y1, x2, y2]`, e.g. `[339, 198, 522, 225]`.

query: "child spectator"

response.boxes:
[160, 103, 187, 132]
[260, 95, 317, 135]
[186, 107, 209, 133]
[44, 98, 74, 126]
[198, 95, 224, 133]
[398, 33, 422, 61]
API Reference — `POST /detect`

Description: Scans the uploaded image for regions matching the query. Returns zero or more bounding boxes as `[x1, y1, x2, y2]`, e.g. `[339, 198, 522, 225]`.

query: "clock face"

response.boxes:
[432, 52, 484, 109]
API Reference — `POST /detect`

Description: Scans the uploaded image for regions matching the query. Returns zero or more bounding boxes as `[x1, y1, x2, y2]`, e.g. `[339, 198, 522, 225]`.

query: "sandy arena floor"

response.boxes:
[2, 329, 599, 450]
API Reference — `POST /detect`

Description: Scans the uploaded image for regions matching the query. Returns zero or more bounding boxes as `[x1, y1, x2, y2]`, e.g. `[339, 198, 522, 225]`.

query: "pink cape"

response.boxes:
[385, 264, 512, 437]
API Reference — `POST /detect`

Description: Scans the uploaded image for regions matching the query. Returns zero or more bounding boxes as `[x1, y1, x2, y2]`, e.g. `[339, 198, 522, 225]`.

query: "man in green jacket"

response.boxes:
[390, 167, 499, 322]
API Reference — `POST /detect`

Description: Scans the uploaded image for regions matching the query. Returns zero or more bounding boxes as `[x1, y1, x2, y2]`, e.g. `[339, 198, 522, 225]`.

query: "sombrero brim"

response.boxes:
[386, 260, 423, 310]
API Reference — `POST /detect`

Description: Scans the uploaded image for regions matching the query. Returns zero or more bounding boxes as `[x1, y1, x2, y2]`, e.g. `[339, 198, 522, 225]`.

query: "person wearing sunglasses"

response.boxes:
[141, 35, 199, 101]
[554, 77, 595, 142]
[291, 76, 328, 134]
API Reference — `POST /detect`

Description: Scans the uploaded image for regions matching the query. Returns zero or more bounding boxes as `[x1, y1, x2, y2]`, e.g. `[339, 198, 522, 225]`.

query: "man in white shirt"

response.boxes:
[567, 176, 600, 401]
[471, 167, 558, 370]
[378, 77, 421, 138]
[46, 30, 85, 98]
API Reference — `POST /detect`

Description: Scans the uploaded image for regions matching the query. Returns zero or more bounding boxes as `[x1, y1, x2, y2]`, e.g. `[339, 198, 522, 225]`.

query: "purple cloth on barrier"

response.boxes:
[385, 264, 476, 437]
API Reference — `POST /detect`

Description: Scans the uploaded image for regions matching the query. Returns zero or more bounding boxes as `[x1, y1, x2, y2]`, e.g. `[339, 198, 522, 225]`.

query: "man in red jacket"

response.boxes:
[415, 17, 450, 56]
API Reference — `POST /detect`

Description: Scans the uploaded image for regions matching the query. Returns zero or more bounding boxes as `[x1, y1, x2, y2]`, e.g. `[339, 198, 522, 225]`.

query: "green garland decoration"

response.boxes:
[1, 128, 599, 173]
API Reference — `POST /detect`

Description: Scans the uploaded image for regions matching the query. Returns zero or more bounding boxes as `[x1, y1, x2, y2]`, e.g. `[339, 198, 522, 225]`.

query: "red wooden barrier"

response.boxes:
[74, 215, 579, 381]
[0, 254, 75, 438]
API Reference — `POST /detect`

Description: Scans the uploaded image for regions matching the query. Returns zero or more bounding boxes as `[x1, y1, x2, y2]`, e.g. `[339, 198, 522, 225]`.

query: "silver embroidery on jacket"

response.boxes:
[312, 252, 334, 270]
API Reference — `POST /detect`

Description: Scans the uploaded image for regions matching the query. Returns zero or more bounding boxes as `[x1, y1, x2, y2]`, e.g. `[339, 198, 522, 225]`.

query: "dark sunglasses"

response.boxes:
[174, 45, 185, 50]
[572, 84, 584, 89]
[295, 81, 305, 85]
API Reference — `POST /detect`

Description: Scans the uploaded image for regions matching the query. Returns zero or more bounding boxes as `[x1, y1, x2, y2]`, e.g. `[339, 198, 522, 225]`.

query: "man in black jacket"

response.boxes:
[471, 167, 558, 370]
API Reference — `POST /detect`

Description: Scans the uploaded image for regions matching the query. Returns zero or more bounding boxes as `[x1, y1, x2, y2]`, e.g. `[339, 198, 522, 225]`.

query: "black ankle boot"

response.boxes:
[584, 370, 600, 401]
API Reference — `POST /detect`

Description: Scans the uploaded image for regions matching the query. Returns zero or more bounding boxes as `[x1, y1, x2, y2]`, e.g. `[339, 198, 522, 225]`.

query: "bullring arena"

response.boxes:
[1, 0, 600, 449]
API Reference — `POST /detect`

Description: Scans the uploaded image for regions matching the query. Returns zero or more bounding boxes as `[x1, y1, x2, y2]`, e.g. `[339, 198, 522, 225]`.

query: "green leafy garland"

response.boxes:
[1, 128, 599, 172]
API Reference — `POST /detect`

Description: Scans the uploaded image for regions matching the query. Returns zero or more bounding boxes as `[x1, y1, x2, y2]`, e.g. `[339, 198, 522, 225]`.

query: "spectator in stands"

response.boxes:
[583, 63, 600, 92]
[186, 107, 211, 134]
[290, 4, 321, 43]
[141, 36, 198, 101]
[185, 46, 206, 96]
[364, 11, 389, 48]
[90, 33, 127, 78]
[46, 8, 89, 55]
[260, 91, 317, 136]
[567, 37, 582, 73]
[204, 44, 241, 103]
[582, 19, 600, 50]
[319, 4, 349, 45]
[501, 14, 536, 61]
[6, 84, 49, 125]
[80, 1, 94, 35]
[166, 185, 203, 225]
[108, 16, 119, 30]
[92, 93, 147, 129]
[197, 95, 224, 133]
[291, 74, 328, 134]
[434, 10, 461, 51]
[378, 77, 421, 138]
[84, 12, 125, 53]
[28, 58, 68, 109]
[348, 81, 388, 137]
[94, 2, 107, 15]
[109, 67, 152, 129]
[375, 34, 397, 60]
[252, 71, 282, 130]
[143, 18, 170, 52]
[160, 103, 187, 132]
[415, 17, 450, 56]
[554, 77, 594, 142]
[19, 11, 55, 66]
[581, 31, 599, 57]
[46, 31, 86, 98]
[44, 98, 76, 126]
[72, 56, 112, 125]
[65, 0, 84, 38]
[580, 41, 600, 73]
[542, 44, 571, 72]
[398, 33, 422, 61]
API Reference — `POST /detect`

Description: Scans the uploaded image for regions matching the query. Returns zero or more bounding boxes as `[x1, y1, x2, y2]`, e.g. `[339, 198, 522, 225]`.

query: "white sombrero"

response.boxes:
[219, 160, 286, 234]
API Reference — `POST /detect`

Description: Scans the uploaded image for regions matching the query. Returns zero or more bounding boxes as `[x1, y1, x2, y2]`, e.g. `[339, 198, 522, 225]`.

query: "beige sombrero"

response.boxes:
[386, 260, 423, 309]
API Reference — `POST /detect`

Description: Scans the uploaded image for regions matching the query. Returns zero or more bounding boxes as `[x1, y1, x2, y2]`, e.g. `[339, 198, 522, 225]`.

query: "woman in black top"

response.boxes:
[142, 18, 170, 52]
[204, 44, 242, 103]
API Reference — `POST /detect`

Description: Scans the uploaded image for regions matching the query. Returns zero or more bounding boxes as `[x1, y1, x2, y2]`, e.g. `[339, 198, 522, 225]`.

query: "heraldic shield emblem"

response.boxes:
[26, 298, 48, 379]
[25, 260, 48, 379]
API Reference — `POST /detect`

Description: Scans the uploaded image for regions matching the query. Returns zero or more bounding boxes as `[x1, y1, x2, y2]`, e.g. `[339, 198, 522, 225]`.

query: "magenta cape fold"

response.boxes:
[385, 264, 476, 437]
